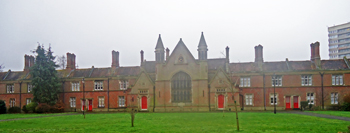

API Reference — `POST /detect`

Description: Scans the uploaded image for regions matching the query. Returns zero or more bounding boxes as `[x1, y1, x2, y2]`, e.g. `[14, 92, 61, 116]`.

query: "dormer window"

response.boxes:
[119, 80, 128, 90]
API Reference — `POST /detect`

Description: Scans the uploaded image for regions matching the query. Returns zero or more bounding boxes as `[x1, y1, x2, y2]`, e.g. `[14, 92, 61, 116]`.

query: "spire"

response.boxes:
[198, 32, 207, 47]
[155, 34, 164, 50]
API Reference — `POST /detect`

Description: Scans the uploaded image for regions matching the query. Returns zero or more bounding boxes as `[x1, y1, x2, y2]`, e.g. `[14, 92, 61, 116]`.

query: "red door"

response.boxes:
[142, 96, 147, 110]
[293, 96, 299, 108]
[285, 96, 291, 109]
[218, 95, 224, 109]
[88, 100, 92, 111]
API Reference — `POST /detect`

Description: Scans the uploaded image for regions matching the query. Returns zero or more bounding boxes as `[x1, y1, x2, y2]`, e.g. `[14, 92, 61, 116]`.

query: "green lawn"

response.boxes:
[306, 111, 350, 118]
[0, 112, 349, 132]
[0, 112, 76, 120]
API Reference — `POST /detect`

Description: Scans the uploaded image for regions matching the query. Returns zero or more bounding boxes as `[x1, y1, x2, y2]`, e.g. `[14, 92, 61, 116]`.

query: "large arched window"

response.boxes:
[171, 72, 192, 103]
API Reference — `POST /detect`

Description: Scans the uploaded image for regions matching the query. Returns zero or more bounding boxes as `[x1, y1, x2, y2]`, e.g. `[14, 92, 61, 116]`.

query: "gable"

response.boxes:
[167, 39, 196, 65]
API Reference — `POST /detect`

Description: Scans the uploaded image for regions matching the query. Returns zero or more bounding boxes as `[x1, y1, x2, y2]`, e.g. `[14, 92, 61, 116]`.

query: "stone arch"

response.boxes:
[171, 71, 192, 103]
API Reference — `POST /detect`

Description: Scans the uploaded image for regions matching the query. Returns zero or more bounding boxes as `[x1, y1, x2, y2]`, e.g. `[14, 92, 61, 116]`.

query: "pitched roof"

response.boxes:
[114, 67, 140, 76]
[321, 59, 349, 70]
[143, 61, 156, 73]
[229, 62, 260, 72]
[207, 58, 226, 70]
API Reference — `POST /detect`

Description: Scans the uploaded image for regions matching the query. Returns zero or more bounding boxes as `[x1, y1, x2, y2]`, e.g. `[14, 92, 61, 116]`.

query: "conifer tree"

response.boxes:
[30, 44, 61, 105]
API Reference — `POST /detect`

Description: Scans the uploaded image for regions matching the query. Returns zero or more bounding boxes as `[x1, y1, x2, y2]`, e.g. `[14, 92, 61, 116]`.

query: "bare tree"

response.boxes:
[56, 55, 66, 69]
[0, 64, 4, 72]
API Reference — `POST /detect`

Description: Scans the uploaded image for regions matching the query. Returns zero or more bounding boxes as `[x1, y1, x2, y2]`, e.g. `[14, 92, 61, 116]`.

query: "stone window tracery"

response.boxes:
[171, 72, 191, 103]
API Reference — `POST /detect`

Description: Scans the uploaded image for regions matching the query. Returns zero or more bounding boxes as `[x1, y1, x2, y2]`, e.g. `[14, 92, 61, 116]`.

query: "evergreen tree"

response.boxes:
[30, 44, 61, 105]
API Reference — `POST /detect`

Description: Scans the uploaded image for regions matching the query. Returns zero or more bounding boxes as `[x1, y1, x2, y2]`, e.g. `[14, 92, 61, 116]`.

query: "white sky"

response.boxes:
[1, 0, 349, 71]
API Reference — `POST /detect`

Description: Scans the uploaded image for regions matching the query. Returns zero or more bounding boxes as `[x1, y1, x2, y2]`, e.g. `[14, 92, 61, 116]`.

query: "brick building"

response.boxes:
[1, 32, 350, 112]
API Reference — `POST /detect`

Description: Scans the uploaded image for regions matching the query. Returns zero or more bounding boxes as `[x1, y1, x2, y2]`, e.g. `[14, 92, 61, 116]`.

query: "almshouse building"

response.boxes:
[1, 32, 350, 112]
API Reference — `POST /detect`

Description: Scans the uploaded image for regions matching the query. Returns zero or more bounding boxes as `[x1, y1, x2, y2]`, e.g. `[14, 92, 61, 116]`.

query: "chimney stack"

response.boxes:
[225, 46, 229, 63]
[112, 50, 120, 68]
[24, 55, 35, 72]
[66, 53, 76, 70]
[310, 42, 321, 68]
[254, 45, 264, 63]
[166, 48, 170, 60]
[140, 50, 144, 65]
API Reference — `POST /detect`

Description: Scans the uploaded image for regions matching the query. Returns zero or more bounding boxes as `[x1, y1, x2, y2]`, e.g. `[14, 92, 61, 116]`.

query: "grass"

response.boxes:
[306, 111, 350, 118]
[0, 112, 349, 132]
[0, 112, 77, 120]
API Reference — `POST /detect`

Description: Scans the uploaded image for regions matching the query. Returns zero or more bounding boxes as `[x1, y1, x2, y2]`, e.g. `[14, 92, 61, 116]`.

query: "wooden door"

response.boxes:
[285, 96, 291, 109]
[293, 96, 299, 108]
[218, 95, 224, 109]
[88, 100, 92, 111]
[142, 96, 147, 110]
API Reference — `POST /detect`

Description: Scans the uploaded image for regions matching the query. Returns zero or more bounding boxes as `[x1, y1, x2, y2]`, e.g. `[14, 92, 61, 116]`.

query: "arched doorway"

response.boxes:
[218, 95, 224, 109]
[141, 96, 147, 110]
[171, 72, 192, 103]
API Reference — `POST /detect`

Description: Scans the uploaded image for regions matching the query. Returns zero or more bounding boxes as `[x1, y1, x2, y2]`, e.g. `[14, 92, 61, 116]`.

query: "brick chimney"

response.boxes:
[24, 55, 31, 72]
[310, 42, 321, 68]
[66, 53, 76, 70]
[254, 45, 263, 63]
[140, 50, 144, 65]
[225, 46, 230, 72]
[112, 50, 119, 68]
[166, 48, 170, 61]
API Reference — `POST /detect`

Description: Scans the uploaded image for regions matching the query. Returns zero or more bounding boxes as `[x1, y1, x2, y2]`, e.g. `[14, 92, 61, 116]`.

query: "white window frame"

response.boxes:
[71, 82, 80, 91]
[245, 94, 253, 105]
[27, 84, 32, 93]
[270, 94, 278, 105]
[118, 96, 125, 107]
[94, 81, 103, 90]
[240, 77, 250, 87]
[98, 97, 105, 108]
[332, 75, 343, 85]
[26, 98, 31, 105]
[7, 84, 14, 93]
[272, 75, 282, 86]
[70, 97, 76, 108]
[9, 98, 15, 107]
[301, 75, 312, 86]
[306, 93, 314, 105]
[331, 92, 338, 104]
[119, 80, 129, 90]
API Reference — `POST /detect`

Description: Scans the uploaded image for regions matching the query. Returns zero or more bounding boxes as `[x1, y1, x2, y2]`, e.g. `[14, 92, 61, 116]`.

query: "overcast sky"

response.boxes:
[1, 0, 349, 71]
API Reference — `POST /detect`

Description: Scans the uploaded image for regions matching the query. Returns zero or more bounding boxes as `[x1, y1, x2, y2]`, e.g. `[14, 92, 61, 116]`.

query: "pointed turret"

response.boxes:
[198, 32, 208, 60]
[155, 34, 165, 63]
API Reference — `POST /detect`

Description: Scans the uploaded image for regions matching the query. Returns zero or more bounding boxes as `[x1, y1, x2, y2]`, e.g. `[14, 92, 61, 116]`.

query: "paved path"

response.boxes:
[0, 113, 80, 122]
[286, 111, 350, 122]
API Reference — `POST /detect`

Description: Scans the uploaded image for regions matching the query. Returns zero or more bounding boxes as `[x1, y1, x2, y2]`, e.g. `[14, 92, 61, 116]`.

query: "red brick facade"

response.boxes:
[1, 34, 350, 112]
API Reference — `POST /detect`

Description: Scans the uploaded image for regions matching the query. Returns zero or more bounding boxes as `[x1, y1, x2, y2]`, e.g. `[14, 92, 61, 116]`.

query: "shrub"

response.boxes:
[0, 100, 6, 114]
[22, 105, 29, 113]
[8, 106, 21, 113]
[26, 102, 38, 113]
[50, 101, 65, 113]
[341, 94, 350, 111]
[35, 103, 50, 113]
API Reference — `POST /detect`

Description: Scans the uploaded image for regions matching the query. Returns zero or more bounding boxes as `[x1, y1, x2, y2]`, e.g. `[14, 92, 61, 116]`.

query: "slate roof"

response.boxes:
[321, 59, 349, 70]
[142, 61, 156, 73]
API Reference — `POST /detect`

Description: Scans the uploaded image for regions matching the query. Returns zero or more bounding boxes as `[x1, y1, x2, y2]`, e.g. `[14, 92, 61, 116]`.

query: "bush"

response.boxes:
[22, 105, 29, 113]
[341, 102, 350, 111]
[0, 100, 6, 114]
[26, 102, 38, 113]
[50, 101, 65, 113]
[35, 103, 51, 113]
[8, 106, 21, 113]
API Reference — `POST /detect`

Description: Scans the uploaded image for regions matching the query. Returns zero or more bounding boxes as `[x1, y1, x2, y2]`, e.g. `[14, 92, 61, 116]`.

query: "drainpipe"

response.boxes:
[319, 72, 324, 110]
[108, 78, 110, 112]
[208, 84, 211, 111]
[19, 81, 22, 109]
[263, 73, 266, 111]
[153, 86, 155, 112]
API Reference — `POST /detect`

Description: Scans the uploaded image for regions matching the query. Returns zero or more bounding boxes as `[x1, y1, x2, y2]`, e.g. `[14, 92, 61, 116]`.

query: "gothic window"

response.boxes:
[171, 72, 192, 103]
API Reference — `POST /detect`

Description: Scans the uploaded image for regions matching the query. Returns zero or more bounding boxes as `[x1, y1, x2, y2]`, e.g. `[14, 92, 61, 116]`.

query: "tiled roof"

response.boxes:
[263, 62, 289, 71]
[114, 67, 140, 76]
[288, 61, 312, 71]
[90, 68, 111, 78]
[207, 58, 226, 70]
[143, 61, 156, 73]
[229, 62, 260, 72]
[321, 59, 348, 70]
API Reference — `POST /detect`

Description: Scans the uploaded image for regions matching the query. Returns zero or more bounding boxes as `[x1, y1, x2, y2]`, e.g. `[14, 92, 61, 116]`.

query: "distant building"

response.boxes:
[1, 32, 350, 112]
[328, 22, 350, 59]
